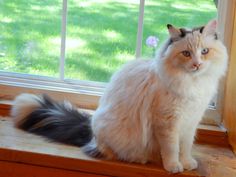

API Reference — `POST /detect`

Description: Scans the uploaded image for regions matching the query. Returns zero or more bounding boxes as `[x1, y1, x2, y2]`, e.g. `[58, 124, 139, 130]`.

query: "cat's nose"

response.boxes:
[192, 62, 202, 70]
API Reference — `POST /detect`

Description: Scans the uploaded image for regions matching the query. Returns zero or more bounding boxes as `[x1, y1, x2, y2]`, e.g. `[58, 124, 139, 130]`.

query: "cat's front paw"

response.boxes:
[163, 161, 183, 173]
[181, 157, 198, 170]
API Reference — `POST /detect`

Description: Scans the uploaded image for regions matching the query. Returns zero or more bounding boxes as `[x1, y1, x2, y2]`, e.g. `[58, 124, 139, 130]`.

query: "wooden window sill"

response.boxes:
[0, 117, 235, 177]
[0, 101, 235, 177]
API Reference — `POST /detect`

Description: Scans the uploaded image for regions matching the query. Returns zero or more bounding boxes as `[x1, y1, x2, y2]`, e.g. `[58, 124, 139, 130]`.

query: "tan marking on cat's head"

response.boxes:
[161, 19, 227, 78]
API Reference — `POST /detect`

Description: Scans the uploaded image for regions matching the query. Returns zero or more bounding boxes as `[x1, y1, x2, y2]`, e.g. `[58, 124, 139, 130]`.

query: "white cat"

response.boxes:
[11, 19, 228, 173]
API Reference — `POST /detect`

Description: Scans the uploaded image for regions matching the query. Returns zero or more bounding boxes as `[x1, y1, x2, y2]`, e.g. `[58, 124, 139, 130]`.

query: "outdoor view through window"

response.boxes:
[0, 0, 217, 82]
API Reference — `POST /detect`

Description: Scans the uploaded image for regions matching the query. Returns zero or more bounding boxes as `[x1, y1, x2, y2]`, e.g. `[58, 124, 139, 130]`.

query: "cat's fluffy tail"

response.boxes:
[11, 93, 93, 147]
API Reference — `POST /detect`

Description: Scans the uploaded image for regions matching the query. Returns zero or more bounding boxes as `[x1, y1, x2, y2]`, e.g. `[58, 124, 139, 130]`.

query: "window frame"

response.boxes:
[0, 0, 235, 147]
[222, 0, 236, 153]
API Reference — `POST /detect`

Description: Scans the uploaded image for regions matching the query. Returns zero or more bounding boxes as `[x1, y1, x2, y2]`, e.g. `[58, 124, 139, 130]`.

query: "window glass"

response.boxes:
[0, 0, 61, 77]
[0, 0, 217, 82]
[65, 0, 139, 82]
[142, 0, 217, 57]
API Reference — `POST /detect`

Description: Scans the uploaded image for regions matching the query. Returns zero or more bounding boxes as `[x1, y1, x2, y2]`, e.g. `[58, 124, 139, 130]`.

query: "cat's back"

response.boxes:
[100, 59, 159, 105]
[112, 59, 155, 82]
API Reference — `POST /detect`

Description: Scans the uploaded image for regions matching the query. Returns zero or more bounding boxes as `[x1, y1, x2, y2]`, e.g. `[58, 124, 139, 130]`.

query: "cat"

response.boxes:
[11, 19, 228, 173]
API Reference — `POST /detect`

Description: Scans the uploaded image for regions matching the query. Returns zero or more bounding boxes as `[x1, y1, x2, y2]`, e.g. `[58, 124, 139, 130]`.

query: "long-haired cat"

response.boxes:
[11, 19, 228, 173]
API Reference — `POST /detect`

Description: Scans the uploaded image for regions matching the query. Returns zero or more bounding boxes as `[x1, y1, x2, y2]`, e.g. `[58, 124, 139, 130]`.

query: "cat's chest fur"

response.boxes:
[157, 76, 215, 114]
[153, 70, 216, 127]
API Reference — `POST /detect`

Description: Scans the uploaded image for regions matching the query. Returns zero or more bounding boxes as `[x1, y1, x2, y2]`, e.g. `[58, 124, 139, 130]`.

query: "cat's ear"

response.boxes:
[167, 24, 181, 39]
[202, 19, 217, 36]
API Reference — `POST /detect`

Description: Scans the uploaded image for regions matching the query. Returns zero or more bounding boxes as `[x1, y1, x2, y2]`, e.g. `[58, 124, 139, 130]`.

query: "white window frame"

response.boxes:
[0, 0, 232, 125]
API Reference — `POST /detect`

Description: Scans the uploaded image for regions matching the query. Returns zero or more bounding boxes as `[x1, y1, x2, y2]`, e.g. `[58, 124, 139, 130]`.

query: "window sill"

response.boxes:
[0, 117, 235, 177]
[0, 100, 230, 148]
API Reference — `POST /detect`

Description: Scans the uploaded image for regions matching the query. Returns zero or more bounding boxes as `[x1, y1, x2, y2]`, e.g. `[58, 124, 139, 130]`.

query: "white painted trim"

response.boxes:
[59, 0, 68, 80]
[135, 0, 145, 59]
[0, 71, 106, 94]
[0, 72, 105, 109]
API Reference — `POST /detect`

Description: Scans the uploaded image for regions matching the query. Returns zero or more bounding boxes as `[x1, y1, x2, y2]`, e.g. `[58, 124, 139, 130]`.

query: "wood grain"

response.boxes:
[0, 101, 11, 117]
[0, 160, 107, 177]
[195, 124, 229, 147]
[0, 117, 235, 176]
[223, 3, 236, 153]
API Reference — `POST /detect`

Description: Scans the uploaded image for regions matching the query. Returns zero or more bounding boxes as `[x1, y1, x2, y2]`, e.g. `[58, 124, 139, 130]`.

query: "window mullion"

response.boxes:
[59, 0, 68, 80]
[135, 0, 145, 59]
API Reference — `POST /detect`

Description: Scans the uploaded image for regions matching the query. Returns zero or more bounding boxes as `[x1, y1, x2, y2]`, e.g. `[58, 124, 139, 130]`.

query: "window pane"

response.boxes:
[0, 0, 61, 77]
[142, 0, 217, 57]
[65, 0, 139, 82]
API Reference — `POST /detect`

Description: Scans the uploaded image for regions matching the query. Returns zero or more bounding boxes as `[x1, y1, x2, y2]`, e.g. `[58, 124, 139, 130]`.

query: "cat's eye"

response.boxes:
[182, 50, 191, 57]
[201, 48, 209, 55]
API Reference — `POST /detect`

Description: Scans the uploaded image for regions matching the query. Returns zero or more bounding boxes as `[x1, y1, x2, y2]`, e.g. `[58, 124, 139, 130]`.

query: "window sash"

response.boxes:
[0, 0, 231, 126]
[59, 0, 68, 80]
[58, 0, 145, 78]
[135, 0, 145, 58]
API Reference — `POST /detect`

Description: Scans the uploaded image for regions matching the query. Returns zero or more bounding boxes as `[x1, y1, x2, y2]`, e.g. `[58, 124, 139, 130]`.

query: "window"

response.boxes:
[65, 0, 140, 82]
[0, 0, 61, 77]
[0, 0, 140, 82]
[0, 0, 232, 126]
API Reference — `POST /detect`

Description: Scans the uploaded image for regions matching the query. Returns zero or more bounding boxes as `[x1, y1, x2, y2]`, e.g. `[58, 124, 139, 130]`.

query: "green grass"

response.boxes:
[0, 0, 217, 82]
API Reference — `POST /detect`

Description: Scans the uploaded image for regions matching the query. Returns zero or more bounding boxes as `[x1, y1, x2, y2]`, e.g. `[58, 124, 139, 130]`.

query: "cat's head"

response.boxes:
[160, 19, 228, 78]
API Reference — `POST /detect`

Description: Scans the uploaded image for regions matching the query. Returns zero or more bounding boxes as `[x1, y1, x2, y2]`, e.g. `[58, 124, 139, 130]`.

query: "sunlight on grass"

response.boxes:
[31, 5, 42, 11]
[198, 3, 216, 10]
[77, 0, 139, 6]
[102, 30, 123, 42]
[48, 37, 61, 47]
[50, 37, 88, 51]
[0, 0, 217, 82]
[115, 52, 134, 62]
[172, 3, 215, 11]
[1, 17, 14, 23]
[67, 38, 88, 50]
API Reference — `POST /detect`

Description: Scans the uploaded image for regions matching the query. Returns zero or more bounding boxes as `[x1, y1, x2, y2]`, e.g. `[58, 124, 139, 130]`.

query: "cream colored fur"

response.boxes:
[11, 93, 41, 127]
[91, 20, 228, 173]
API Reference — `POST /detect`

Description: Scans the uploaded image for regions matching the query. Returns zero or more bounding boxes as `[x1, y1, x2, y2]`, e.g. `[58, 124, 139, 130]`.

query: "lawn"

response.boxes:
[0, 0, 217, 82]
